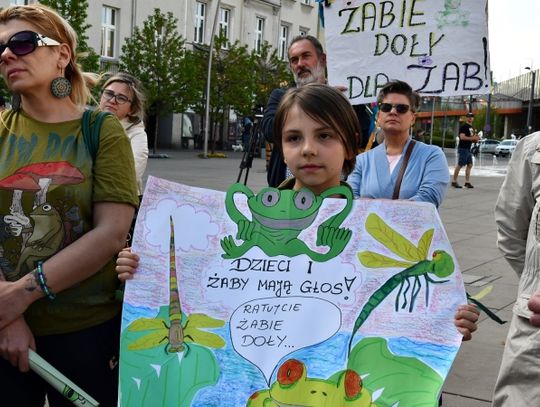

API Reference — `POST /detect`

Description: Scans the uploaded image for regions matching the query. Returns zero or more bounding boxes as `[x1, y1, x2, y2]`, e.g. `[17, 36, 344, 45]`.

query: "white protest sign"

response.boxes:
[324, 0, 490, 103]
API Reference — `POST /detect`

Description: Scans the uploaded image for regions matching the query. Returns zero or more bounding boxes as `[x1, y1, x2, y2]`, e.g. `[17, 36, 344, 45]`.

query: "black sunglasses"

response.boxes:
[0, 30, 60, 59]
[379, 103, 412, 114]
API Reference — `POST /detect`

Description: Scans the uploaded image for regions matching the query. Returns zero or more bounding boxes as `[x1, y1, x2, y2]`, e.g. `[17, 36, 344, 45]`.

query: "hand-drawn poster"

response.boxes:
[120, 176, 467, 407]
[324, 0, 490, 102]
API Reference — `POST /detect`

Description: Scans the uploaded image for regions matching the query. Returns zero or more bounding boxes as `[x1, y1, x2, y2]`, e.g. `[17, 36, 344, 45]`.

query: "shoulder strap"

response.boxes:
[81, 110, 111, 163]
[392, 140, 416, 200]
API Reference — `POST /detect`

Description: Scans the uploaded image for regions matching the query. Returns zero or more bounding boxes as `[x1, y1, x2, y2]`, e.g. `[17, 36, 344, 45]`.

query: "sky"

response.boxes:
[488, 0, 540, 82]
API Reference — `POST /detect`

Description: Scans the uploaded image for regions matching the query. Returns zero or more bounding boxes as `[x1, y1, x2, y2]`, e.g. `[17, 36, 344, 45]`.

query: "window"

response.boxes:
[255, 17, 265, 53]
[101, 6, 117, 58]
[219, 8, 230, 48]
[279, 25, 289, 60]
[194, 2, 206, 44]
[10, 0, 30, 4]
[301, 0, 311, 5]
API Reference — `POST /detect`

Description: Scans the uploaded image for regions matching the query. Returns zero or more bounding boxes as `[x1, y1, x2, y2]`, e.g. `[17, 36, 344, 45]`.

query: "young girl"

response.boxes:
[272, 83, 359, 194]
[116, 84, 479, 340]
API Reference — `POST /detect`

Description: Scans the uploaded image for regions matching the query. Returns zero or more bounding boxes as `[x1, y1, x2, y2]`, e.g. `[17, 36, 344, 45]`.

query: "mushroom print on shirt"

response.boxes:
[0, 112, 95, 281]
[1, 162, 87, 280]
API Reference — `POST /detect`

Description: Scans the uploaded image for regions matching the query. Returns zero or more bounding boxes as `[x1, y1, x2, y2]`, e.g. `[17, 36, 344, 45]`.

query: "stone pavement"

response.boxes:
[144, 149, 514, 407]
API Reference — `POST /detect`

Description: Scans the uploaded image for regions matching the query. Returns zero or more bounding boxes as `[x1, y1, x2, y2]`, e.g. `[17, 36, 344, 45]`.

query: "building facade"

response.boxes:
[2, 1, 318, 69]
[0, 0, 319, 148]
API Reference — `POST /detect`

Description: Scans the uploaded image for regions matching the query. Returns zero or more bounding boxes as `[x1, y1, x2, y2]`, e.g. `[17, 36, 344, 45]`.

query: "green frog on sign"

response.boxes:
[221, 183, 353, 260]
[246, 359, 377, 407]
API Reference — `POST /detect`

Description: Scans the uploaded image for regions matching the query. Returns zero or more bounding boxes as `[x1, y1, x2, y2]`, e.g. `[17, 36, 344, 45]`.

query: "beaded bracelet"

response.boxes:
[36, 261, 56, 300]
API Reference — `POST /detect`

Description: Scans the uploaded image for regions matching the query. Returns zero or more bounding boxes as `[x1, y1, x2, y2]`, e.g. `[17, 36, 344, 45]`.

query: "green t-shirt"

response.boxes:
[0, 109, 139, 336]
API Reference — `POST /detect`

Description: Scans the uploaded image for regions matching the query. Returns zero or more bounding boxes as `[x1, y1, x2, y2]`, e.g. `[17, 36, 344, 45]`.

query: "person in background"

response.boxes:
[452, 112, 478, 188]
[0, 4, 139, 406]
[492, 131, 540, 406]
[347, 80, 449, 208]
[100, 72, 148, 197]
[261, 35, 371, 187]
[241, 116, 253, 151]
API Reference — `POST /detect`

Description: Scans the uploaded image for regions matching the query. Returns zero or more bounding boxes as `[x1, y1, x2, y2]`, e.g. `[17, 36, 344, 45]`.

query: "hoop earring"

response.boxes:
[50, 68, 72, 99]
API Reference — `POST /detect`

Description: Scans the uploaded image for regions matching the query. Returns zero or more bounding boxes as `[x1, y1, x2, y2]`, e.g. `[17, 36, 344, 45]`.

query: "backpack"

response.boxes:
[81, 110, 111, 162]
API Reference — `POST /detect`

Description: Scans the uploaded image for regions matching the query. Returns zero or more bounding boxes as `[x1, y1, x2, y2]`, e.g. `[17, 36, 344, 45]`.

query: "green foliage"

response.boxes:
[119, 8, 194, 116]
[188, 34, 253, 118]
[472, 106, 500, 138]
[187, 37, 290, 151]
[39, 0, 100, 73]
[250, 42, 292, 110]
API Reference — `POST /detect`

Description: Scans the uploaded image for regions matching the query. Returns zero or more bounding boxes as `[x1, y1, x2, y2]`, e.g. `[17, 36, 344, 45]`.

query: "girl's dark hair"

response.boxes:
[273, 84, 360, 175]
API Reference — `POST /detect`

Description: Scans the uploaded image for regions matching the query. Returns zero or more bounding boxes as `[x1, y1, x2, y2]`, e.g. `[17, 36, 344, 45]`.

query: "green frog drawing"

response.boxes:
[221, 183, 353, 260]
[246, 359, 377, 407]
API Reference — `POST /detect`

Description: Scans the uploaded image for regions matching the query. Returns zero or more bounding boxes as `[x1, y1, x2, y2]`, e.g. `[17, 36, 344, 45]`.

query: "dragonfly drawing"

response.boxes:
[126, 216, 225, 353]
[349, 213, 455, 353]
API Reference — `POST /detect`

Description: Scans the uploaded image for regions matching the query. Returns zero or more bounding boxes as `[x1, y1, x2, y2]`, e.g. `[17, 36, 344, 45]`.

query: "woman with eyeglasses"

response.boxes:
[100, 72, 148, 197]
[347, 80, 449, 208]
[0, 4, 138, 406]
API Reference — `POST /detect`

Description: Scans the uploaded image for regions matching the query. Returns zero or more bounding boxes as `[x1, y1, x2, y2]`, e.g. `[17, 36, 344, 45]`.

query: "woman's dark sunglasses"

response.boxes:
[0, 30, 60, 59]
[379, 103, 412, 114]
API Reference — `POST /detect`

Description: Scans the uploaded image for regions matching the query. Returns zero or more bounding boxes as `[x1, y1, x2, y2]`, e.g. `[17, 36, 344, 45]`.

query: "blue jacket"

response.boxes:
[347, 139, 449, 207]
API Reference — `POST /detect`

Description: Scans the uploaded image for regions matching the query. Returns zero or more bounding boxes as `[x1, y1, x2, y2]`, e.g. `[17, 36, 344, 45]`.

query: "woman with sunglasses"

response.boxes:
[100, 72, 148, 197]
[0, 4, 138, 406]
[347, 80, 449, 208]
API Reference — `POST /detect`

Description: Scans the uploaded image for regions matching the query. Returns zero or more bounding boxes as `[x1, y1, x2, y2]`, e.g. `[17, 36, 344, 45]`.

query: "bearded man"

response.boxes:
[261, 35, 371, 187]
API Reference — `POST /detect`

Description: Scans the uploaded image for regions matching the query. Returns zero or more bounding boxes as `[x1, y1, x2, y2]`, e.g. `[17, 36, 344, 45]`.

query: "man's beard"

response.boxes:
[293, 61, 325, 87]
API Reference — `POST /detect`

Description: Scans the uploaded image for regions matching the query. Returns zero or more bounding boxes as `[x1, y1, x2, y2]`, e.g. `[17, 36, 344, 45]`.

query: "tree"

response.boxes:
[119, 8, 195, 153]
[473, 106, 500, 138]
[189, 34, 253, 151]
[250, 42, 292, 111]
[40, 0, 100, 73]
[188, 37, 290, 151]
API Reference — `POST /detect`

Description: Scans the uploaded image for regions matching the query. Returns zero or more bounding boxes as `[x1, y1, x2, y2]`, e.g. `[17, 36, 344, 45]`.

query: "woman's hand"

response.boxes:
[454, 304, 480, 341]
[0, 316, 35, 372]
[0, 280, 33, 330]
[116, 247, 140, 281]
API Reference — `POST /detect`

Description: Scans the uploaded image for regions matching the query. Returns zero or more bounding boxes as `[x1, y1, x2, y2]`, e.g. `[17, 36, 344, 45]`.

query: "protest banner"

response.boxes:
[324, 0, 490, 102]
[119, 176, 467, 406]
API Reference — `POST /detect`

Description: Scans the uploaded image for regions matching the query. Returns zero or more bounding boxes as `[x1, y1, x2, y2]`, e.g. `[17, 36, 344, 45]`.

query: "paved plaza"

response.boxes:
[143, 148, 514, 406]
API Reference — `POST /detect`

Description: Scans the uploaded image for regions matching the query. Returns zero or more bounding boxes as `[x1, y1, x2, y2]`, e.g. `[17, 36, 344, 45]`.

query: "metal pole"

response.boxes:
[442, 97, 449, 149]
[526, 68, 536, 134]
[203, 0, 222, 158]
[429, 97, 435, 145]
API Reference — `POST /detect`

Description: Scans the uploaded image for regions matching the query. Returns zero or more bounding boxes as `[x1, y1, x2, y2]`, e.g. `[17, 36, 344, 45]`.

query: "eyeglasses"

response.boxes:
[0, 31, 60, 59]
[101, 89, 131, 104]
[379, 103, 412, 114]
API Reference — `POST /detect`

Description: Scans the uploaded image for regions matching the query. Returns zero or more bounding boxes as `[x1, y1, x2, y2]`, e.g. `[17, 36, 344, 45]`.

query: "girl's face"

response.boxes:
[100, 81, 133, 120]
[282, 104, 347, 195]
